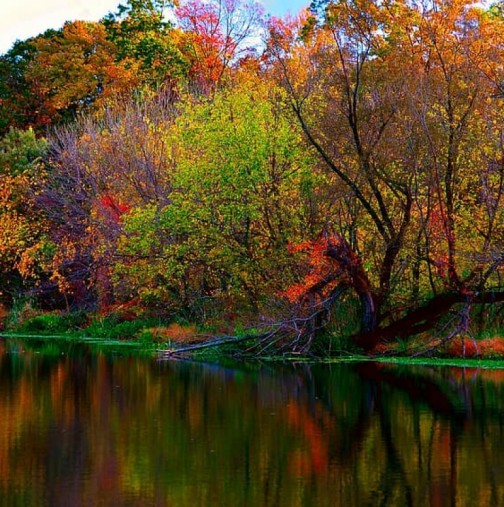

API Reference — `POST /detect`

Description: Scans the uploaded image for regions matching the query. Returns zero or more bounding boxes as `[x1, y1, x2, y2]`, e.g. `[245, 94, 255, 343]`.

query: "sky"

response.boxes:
[0, 0, 309, 55]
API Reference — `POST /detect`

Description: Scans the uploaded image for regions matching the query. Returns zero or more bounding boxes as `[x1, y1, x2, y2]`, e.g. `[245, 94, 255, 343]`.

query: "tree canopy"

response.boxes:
[2, 0, 504, 355]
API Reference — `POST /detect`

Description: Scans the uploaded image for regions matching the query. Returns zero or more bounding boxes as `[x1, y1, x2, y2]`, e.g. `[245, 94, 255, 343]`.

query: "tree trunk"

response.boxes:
[354, 291, 504, 352]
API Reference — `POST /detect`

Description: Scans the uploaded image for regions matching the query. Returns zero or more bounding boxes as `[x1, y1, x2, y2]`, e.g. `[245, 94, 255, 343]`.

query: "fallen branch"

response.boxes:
[159, 332, 271, 357]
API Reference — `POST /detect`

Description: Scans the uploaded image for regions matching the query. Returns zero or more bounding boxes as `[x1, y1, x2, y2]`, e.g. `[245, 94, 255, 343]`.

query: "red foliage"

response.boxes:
[176, 0, 263, 90]
[100, 194, 130, 221]
[176, 0, 237, 88]
[265, 14, 302, 55]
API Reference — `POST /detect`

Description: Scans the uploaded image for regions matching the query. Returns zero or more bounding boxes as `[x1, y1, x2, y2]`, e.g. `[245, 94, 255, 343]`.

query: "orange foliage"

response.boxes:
[147, 323, 199, 343]
[286, 402, 328, 476]
[29, 21, 139, 122]
[283, 235, 359, 303]
[443, 337, 504, 358]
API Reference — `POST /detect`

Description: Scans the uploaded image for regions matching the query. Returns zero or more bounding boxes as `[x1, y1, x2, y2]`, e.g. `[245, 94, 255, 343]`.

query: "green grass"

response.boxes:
[81, 314, 161, 340]
[372, 356, 504, 369]
[14, 312, 88, 335]
[5, 309, 504, 367]
[0, 333, 156, 357]
[5, 309, 167, 344]
[4, 330, 504, 367]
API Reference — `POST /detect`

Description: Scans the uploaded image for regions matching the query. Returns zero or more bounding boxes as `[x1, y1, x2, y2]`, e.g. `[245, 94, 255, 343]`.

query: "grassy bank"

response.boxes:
[0, 304, 189, 355]
[2, 305, 504, 364]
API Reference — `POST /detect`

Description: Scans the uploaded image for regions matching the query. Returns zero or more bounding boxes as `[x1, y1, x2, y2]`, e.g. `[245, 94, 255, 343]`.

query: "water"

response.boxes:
[0, 338, 503, 506]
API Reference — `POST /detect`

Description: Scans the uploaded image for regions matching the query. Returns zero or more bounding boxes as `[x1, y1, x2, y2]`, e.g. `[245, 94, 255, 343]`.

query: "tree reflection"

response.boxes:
[0, 341, 503, 506]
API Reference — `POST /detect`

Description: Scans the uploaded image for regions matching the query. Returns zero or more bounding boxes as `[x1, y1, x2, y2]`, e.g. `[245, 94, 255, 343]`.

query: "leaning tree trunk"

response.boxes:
[324, 235, 380, 334]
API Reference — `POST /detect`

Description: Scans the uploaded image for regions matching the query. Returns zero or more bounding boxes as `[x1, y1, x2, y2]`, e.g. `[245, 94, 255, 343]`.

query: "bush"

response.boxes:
[82, 315, 161, 340]
[15, 312, 88, 334]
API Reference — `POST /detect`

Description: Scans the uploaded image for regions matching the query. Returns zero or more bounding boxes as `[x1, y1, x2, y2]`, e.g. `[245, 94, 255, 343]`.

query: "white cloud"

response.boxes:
[1, 0, 119, 54]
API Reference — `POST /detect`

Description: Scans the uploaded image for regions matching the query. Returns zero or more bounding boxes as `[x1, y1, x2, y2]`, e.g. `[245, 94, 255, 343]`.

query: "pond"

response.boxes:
[0, 338, 503, 506]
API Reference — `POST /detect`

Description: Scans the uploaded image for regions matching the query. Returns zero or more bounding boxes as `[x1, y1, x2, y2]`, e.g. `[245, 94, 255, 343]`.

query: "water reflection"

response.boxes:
[0, 339, 503, 506]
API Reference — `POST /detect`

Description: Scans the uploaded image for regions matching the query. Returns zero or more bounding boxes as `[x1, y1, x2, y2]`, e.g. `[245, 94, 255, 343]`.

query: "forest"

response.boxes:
[2, 0, 504, 357]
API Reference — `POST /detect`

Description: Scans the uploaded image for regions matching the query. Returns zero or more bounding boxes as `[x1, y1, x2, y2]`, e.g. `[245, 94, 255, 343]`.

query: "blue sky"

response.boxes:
[0, 0, 309, 55]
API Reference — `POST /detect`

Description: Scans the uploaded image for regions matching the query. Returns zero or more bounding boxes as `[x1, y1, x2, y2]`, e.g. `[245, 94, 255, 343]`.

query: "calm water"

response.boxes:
[0, 339, 503, 506]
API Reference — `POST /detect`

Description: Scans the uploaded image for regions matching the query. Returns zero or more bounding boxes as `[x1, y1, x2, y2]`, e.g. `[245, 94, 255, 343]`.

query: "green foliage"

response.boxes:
[14, 312, 88, 335]
[0, 4, 187, 133]
[0, 38, 38, 134]
[82, 315, 161, 340]
[116, 80, 324, 316]
[4, 0, 504, 356]
[9, 309, 164, 343]
[104, 0, 174, 34]
[0, 30, 65, 133]
[0, 127, 48, 175]
[103, 0, 189, 86]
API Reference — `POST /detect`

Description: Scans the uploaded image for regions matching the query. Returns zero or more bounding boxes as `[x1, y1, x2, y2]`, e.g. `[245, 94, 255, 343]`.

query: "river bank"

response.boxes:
[2, 303, 504, 362]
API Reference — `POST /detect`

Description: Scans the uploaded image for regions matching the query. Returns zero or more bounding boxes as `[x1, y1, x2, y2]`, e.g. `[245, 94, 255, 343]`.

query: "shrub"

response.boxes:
[82, 315, 161, 339]
[15, 312, 88, 334]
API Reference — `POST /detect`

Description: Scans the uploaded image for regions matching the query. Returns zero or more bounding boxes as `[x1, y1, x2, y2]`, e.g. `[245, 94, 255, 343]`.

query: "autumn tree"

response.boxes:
[114, 79, 327, 318]
[0, 128, 52, 304]
[0, 33, 58, 134]
[5, 0, 504, 355]
[103, 0, 190, 88]
[0, 22, 142, 134]
[38, 79, 328, 318]
[38, 93, 178, 309]
[267, 0, 504, 351]
[175, 0, 265, 92]
[29, 21, 141, 122]
[0, 0, 266, 134]
[0, 1, 187, 133]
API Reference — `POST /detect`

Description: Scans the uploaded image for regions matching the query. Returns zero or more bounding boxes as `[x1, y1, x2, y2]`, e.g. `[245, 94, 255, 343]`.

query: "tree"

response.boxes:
[0, 34, 57, 134]
[0, 128, 52, 304]
[114, 80, 326, 317]
[176, 0, 265, 92]
[38, 93, 178, 309]
[267, 0, 504, 351]
[0, 22, 142, 134]
[0, 2, 188, 134]
[29, 21, 140, 123]
[103, 0, 190, 88]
